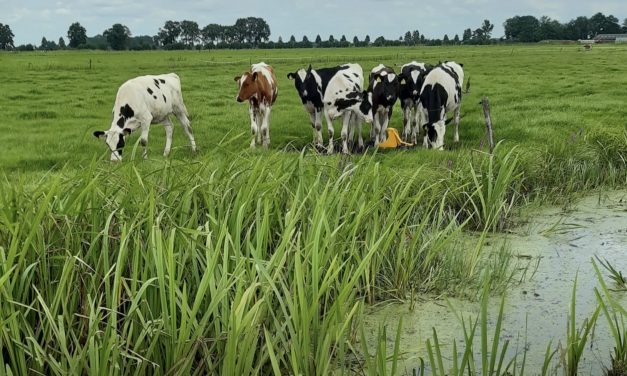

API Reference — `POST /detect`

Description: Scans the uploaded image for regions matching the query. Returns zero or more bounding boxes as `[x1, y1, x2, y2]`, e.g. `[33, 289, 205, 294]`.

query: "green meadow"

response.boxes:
[0, 45, 626, 374]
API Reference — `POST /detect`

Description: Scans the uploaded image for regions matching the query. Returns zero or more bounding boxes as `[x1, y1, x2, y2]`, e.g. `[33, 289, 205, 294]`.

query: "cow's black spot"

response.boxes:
[163, 95, 167, 102]
[120, 104, 134, 119]
[147, 88, 153, 95]
[335, 98, 359, 111]
[159, 79, 165, 84]
[345, 91, 360, 99]
[116, 134, 125, 154]
[353, 73, 359, 78]
[116, 116, 125, 128]
[153, 95, 157, 100]
[153, 79, 160, 88]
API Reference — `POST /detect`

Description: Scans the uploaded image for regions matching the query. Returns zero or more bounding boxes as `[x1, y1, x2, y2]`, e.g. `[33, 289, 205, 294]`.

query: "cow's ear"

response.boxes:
[459, 62, 464, 67]
[234, 75, 241, 82]
[252, 72, 258, 81]
[122, 128, 132, 136]
[287, 72, 295, 80]
[375, 76, 382, 83]
[94, 131, 105, 139]
[307, 64, 312, 72]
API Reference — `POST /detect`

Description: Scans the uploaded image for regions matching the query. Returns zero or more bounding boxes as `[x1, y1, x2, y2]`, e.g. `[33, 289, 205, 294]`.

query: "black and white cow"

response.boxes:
[93, 73, 196, 161]
[419, 61, 464, 150]
[288, 64, 373, 153]
[368, 64, 399, 145]
[398, 61, 432, 144]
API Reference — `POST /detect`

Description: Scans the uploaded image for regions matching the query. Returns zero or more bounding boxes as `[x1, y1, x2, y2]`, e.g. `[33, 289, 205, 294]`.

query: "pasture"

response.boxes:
[0, 45, 626, 375]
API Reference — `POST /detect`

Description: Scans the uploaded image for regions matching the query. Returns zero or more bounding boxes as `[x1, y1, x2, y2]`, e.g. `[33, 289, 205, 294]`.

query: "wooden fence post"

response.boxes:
[481, 96, 494, 154]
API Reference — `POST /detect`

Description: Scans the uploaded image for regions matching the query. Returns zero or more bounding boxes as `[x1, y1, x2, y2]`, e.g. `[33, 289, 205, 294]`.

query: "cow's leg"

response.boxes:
[453, 105, 461, 143]
[373, 112, 382, 146]
[412, 103, 421, 145]
[314, 110, 323, 147]
[261, 105, 271, 148]
[249, 106, 258, 148]
[139, 123, 150, 159]
[347, 112, 356, 151]
[380, 107, 391, 143]
[355, 114, 364, 152]
[163, 117, 174, 157]
[340, 112, 352, 154]
[402, 103, 411, 142]
[324, 110, 334, 154]
[174, 112, 197, 153]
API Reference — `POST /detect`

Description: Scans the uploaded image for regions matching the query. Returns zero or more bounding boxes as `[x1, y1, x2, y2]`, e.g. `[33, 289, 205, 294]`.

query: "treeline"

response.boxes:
[2, 12, 627, 52]
[504, 13, 627, 42]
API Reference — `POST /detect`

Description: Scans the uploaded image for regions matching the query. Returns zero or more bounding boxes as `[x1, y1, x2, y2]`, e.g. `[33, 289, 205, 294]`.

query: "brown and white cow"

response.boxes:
[235, 62, 278, 148]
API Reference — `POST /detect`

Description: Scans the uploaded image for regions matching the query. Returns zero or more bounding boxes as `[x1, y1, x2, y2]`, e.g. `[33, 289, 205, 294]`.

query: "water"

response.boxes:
[362, 190, 627, 375]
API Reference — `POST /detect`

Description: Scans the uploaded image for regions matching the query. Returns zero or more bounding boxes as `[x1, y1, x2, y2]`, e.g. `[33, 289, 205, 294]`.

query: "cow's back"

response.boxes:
[324, 64, 363, 103]
[421, 63, 463, 112]
[114, 74, 184, 117]
[252, 63, 278, 105]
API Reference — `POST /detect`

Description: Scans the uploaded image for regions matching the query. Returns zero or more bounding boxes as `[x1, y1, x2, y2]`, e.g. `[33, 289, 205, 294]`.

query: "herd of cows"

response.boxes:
[93, 60, 464, 160]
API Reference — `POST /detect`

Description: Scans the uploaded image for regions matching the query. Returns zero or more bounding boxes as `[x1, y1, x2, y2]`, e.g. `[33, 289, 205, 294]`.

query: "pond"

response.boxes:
[362, 190, 627, 375]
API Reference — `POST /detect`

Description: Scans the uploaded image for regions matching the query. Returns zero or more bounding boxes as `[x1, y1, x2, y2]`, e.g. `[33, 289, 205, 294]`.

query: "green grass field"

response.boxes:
[0, 45, 626, 375]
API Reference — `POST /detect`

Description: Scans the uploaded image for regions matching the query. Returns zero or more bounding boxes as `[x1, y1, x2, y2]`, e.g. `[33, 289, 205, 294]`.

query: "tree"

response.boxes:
[288, 35, 296, 48]
[67, 22, 87, 48]
[462, 28, 472, 43]
[364, 35, 371, 45]
[104, 23, 131, 50]
[301, 35, 312, 48]
[589, 12, 621, 35]
[315, 34, 322, 45]
[353, 36, 359, 46]
[328, 35, 335, 47]
[373, 36, 386, 46]
[201, 24, 222, 47]
[157, 21, 181, 46]
[480, 19, 494, 41]
[623, 18, 627, 32]
[443, 34, 450, 44]
[504, 15, 540, 42]
[536, 16, 565, 41]
[412, 30, 420, 44]
[404, 31, 412, 45]
[58, 37, 66, 49]
[180, 20, 200, 47]
[40, 37, 48, 50]
[233, 17, 270, 46]
[564, 16, 590, 39]
[453, 34, 460, 44]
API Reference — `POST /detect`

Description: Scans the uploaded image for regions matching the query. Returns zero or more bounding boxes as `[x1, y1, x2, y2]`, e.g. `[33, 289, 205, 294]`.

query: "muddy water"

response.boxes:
[362, 191, 627, 375]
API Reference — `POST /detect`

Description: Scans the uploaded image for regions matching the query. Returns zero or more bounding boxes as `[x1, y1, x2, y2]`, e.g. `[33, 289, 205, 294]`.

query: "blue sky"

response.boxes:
[2, 0, 626, 45]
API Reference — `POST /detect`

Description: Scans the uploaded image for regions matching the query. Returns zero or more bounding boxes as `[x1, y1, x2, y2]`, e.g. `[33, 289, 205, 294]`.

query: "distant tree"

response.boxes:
[315, 34, 322, 45]
[129, 35, 157, 50]
[40, 37, 58, 50]
[564, 16, 591, 39]
[180, 20, 200, 47]
[233, 17, 270, 45]
[443, 34, 450, 44]
[40, 37, 48, 50]
[67, 22, 87, 48]
[201, 24, 222, 47]
[411, 30, 420, 44]
[364, 35, 371, 45]
[462, 28, 472, 42]
[373, 36, 386, 46]
[353, 35, 359, 46]
[480, 19, 494, 41]
[536, 16, 565, 40]
[404, 31, 412, 45]
[288, 35, 296, 48]
[301, 35, 312, 48]
[58, 37, 66, 49]
[623, 18, 627, 32]
[104, 24, 131, 50]
[453, 34, 460, 44]
[589, 12, 621, 35]
[504, 15, 540, 42]
[328, 35, 335, 47]
[16, 44, 35, 51]
[157, 21, 181, 46]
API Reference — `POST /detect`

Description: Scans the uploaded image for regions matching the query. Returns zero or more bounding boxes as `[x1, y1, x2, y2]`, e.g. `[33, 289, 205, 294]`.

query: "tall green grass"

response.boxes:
[0, 143, 522, 374]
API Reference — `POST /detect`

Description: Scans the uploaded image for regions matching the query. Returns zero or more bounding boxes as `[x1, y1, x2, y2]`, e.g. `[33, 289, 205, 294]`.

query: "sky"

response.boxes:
[2, 0, 626, 45]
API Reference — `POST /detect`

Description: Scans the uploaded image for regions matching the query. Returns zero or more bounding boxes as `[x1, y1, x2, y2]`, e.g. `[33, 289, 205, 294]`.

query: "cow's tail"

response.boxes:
[464, 76, 471, 94]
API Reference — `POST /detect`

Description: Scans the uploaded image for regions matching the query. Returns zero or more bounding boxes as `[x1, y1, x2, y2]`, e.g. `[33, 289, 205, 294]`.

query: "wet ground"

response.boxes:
[362, 190, 627, 375]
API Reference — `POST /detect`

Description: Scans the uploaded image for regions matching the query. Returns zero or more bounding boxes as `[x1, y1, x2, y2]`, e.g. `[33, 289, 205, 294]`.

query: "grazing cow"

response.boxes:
[398, 61, 432, 144]
[368, 64, 400, 146]
[93, 73, 196, 161]
[419, 61, 464, 150]
[322, 64, 374, 154]
[235, 62, 278, 148]
[288, 64, 373, 153]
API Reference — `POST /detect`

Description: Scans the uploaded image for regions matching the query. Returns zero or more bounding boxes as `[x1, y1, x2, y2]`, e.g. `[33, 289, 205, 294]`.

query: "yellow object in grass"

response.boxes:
[377, 128, 414, 149]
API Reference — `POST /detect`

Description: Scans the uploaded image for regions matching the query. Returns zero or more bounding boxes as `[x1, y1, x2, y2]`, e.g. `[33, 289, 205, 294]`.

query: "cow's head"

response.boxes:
[287, 68, 309, 102]
[93, 127, 132, 161]
[356, 91, 374, 124]
[399, 65, 432, 101]
[372, 73, 399, 103]
[234, 72, 258, 102]
[423, 121, 445, 150]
